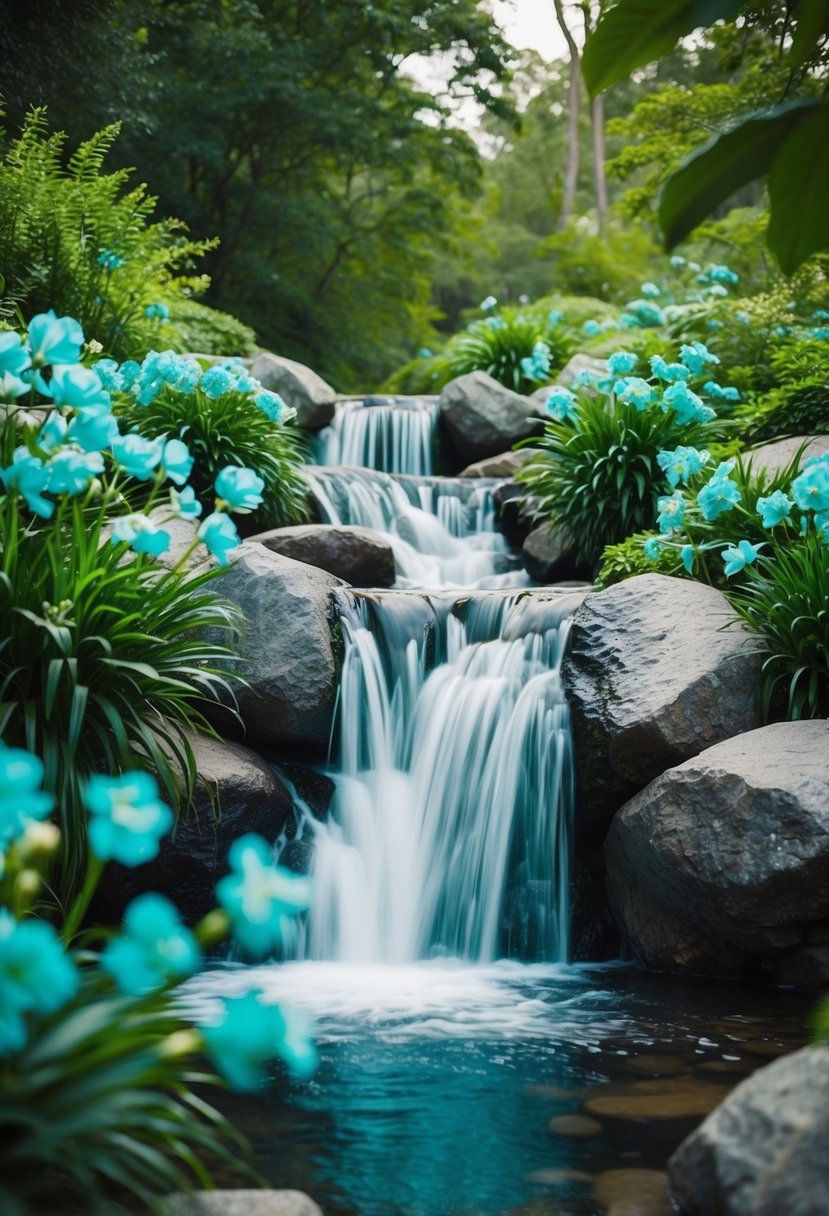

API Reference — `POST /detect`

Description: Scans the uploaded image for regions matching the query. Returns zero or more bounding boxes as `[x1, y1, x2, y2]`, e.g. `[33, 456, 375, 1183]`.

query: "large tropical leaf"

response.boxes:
[767, 103, 829, 274]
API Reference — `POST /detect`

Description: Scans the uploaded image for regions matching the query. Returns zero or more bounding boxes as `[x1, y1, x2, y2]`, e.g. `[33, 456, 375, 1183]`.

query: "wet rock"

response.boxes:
[276, 763, 336, 820]
[624, 1055, 689, 1078]
[669, 1046, 829, 1216]
[492, 480, 533, 547]
[154, 1191, 323, 1216]
[247, 523, 395, 587]
[585, 1082, 728, 1122]
[95, 733, 293, 924]
[605, 721, 829, 978]
[459, 449, 540, 478]
[438, 371, 545, 463]
[249, 352, 337, 431]
[522, 524, 593, 585]
[594, 1169, 673, 1216]
[210, 542, 343, 747]
[526, 1168, 594, 1185]
[549, 1113, 603, 1137]
[562, 574, 762, 830]
[745, 434, 829, 478]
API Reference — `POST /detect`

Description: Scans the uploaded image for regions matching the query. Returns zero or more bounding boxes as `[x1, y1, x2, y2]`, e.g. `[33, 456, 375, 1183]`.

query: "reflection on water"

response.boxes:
[187, 962, 811, 1216]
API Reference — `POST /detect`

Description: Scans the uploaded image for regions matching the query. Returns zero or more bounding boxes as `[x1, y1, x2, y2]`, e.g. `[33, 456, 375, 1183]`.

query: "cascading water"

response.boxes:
[307, 467, 529, 590]
[283, 589, 579, 966]
[316, 397, 439, 476]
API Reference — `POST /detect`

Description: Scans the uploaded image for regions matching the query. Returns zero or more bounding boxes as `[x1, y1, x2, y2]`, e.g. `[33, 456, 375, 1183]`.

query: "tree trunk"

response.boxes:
[554, 0, 581, 230]
[591, 91, 608, 229]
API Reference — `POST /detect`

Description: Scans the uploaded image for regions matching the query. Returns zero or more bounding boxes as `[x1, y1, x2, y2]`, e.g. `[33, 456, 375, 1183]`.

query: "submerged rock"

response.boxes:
[669, 1046, 829, 1216]
[155, 1191, 323, 1216]
[562, 574, 762, 830]
[248, 523, 395, 587]
[594, 1169, 673, 1216]
[438, 370, 545, 463]
[605, 720, 829, 980]
[249, 351, 337, 431]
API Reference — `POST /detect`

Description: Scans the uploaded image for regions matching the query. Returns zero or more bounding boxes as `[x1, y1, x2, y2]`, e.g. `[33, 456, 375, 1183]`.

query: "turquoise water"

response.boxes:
[193, 961, 810, 1216]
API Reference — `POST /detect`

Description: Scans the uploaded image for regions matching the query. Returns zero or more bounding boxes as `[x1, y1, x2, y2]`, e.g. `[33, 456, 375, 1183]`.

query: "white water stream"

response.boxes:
[316, 397, 439, 476]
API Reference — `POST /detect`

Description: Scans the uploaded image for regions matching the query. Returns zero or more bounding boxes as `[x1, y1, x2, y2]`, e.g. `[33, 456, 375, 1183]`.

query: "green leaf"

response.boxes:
[582, 0, 744, 97]
[767, 103, 829, 274]
[787, 0, 829, 69]
[658, 98, 819, 249]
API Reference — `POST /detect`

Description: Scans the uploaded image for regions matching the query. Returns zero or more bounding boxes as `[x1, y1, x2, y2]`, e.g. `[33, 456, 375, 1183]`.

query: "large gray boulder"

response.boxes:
[745, 433, 829, 478]
[522, 523, 592, 584]
[215, 542, 343, 746]
[249, 352, 337, 431]
[605, 720, 829, 979]
[669, 1047, 829, 1216]
[248, 523, 395, 587]
[155, 1192, 323, 1216]
[95, 733, 294, 924]
[562, 574, 762, 830]
[438, 371, 544, 463]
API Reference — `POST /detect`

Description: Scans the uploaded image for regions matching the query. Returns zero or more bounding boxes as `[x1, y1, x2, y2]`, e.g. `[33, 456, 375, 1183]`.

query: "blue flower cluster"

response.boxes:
[520, 340, 552, 383]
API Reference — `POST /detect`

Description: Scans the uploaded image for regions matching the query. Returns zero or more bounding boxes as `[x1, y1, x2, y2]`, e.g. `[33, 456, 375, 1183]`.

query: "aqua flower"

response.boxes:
[201, 990, 317, 1091]
[1, 450, 53, 517]
[254, 389, 293, 422]
[97, 249, 124, 270]
[85, 772, 174, 867]
[792, 459, 829, 513]
[111, 513, 171, 557]
[707, 264, 739, 285]
[616, 377, 656, 410]
[698, 477, 741, 520]
[0, 331, 32, 378]
[814, 309, 829, 321]
[46, 364, 110, 413]
[812, 327, 829, 341]
[102, 893, 200, 995]
[756, 489, 794, 528]
[480, 295, 497, 311]
[670, 255, 686, 269]
[544, 385, 577, 422]
[623, 299, 664, 327]
[520, 340, 552, 382]
[217, 833, 311, 957]
[119, 360, 141, 390]
[92, 358, 124, 392]
[38, 411, 68, 451]
[662, 380, 708, 425]
[722, 539, 760, 577]
[547, 309, 563, 326]
[67, 407, 119, 453]
[679, 341, 719, 376]
[710, 458, 737, 483]
[706, 284, 728, 299]
[485, 316, 505, 332]
[170, 485, 203, 519]
[47, 448, 105, 495]
[606, 350, 637, 375]
[643, 537, 662, 560]
[703, 381, 740, 401]
[641, 282, 661, 298]
[200, 365, 237, 399]
[214, 465, 265, 513]
[656, 445, 710, 488]
[27, 311, 84, 368]
[145, 302, 170, 320]
[582, 319, 601, 336]
[0, 746, 54, 850]
[198, 511, 240, 565]
[217, 359, 258, 393]
[815, 509, 829, 541]
[0, 371, 31, 400]
[111, 433, 165, 481]
[649, 355, 689, 383]
[707, 319, 724, 330]
[570, 369, 596, 390]
[161, 438, 194, 486]
[417, 347, 433, 359]
[680, 544, 695, 574]
[656, 490, 685, 534]
[0, 910, 78, 1054]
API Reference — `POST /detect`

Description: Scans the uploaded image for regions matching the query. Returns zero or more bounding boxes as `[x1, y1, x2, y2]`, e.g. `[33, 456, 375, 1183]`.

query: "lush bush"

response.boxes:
[516, 344, 724, 568]
[164, 298, 258, 358]
[538, 218, 662, 302]
[109, 352, 309, 531]
[0, 110, 213, 361]
[737, 337, 829, 443]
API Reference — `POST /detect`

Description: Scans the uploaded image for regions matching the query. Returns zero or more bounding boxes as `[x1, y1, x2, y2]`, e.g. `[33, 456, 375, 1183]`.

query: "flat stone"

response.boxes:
[745, 434, 829, 478]
[605, 720, 829, 977]
[625, 1054, 689, 1077]
[154, 1191, 323, 1216]
[459, 450, 540, 478]
[594, 1169, 673, 1216]
[585, 1083, 728, 1121]
[249, 352, 337, 431]
[247, 524, 395, 587]
[563, 574, 762, 829]
[549, 1113, 603, 1137]
[526, 1168, 594, 1185]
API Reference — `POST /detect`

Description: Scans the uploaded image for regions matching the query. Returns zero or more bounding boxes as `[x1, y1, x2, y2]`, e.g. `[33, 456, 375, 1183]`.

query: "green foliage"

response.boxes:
[727, 535, 829, 719]
[539, 220, 662, 302]
[517, 395, 708, 568]
[164, 298, 257, 358]
[595, 529, 683, 587]
[117, 384, 310, 531]
[0, 976, 250, 1215]
[0, 487, 240, 899]
[0, 110, 213, 360]
[740, 339, 829, 442]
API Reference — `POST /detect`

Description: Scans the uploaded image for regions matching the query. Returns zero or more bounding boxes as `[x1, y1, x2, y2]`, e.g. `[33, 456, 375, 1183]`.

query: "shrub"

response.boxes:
[164, 297, 258, 358]
[595, 529, 682, 588]
[737, 338, 829, 443]
[0, 109, 213, 360]
[110, 351, 310, 531]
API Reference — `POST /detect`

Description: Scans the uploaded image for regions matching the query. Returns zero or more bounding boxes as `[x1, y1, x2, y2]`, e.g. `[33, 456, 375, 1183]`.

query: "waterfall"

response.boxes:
[316, 397, 439, 476]
[281, 589, 579, 965]
[307, 467, 530, 590]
